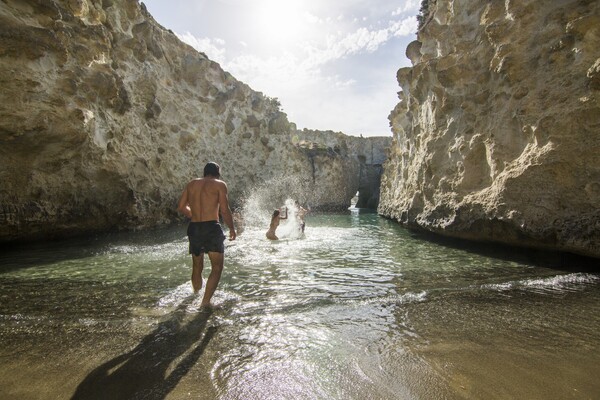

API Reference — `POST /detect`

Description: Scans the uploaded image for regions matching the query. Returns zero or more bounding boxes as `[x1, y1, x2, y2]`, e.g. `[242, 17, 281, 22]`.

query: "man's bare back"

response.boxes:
[182, 178, 223, 220]
[178, 177, 236, 239]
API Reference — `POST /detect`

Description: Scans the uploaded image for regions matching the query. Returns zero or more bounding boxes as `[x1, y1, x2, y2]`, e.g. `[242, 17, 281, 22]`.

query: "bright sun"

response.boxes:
[255, 0, 306, 46]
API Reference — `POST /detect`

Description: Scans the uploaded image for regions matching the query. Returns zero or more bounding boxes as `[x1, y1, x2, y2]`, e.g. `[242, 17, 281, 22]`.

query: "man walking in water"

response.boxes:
[177, 162, 236, 308]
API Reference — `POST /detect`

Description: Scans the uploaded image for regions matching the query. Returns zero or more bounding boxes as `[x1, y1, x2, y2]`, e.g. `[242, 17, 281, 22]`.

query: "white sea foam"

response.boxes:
[480, 282, 515, 291]
[339, 291, 428, 308]
[481, 273, 599, 293]
[157, 282, 193, 308]
[522, 273, 599, 289]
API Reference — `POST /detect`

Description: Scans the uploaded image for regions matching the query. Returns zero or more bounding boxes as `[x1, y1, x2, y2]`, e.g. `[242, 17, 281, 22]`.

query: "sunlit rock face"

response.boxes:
[0, 0, 388, 242]
[379, 0, 600, 257]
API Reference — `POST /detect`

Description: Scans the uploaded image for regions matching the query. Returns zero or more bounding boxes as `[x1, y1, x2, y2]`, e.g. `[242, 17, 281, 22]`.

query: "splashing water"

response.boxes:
[239, 174, 312, 240]
[273, 198, 305, 240]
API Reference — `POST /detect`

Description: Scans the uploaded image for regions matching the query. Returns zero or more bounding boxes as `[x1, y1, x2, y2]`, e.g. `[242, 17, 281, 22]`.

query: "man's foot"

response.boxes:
[200, 302, 223, 311]
[198, 303, 213, 313]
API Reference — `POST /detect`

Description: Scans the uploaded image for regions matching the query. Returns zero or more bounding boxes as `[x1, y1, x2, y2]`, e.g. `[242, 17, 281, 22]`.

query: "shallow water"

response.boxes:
[0, 210, 599, 399]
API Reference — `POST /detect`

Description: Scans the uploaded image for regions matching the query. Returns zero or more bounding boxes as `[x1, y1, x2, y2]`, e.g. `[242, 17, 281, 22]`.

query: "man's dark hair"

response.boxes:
[203, 162, 220, 178]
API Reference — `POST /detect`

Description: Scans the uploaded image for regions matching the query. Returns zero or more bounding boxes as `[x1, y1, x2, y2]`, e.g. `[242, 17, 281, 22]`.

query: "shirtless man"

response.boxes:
[177, 162, 236, 307]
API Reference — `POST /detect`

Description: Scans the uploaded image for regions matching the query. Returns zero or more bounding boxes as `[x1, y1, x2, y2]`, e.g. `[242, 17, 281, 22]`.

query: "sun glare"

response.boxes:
[255, 0, 306, 46]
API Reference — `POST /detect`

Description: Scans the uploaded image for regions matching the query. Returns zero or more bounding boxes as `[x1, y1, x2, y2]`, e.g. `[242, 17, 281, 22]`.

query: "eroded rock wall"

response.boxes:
[293, 130, 391, 209]
[379, 0, 600, 257]
[0, 0, 386, 242]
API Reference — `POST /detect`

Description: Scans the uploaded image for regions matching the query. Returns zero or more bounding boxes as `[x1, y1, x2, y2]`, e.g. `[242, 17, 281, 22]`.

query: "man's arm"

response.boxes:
[218, 182, 236, 240]
[177, 185, 192, 218]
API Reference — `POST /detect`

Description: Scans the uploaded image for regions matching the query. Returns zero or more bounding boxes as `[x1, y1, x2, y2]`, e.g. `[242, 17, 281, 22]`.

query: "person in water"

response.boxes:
[232, 209, 245, 236]
[295, 201, 308, 233]
[177, 162, 236, 307]
[266, 208, 287, 240]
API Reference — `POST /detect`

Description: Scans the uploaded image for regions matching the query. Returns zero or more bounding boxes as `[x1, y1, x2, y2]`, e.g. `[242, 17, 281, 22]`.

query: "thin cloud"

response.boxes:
[389, 16, 418, 37]
[304, 16, 417, 66]
[176, 32, 227, 65]
[304, 11, 322, 24]
[392, 0, 420, 16]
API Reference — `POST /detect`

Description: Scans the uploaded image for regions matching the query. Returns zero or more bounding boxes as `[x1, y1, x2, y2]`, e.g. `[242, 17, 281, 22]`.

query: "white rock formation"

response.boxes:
[379, 0, 600, 257]
[0, 0, 388, 242]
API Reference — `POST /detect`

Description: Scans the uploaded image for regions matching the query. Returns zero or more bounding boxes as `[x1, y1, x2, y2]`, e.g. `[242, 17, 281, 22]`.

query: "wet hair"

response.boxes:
[203, 162, 220, 178]
[272, 209, 280, 218]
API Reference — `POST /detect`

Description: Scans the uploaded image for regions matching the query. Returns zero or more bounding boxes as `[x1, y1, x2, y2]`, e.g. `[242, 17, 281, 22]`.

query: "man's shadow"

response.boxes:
[71, 297, 217, 400]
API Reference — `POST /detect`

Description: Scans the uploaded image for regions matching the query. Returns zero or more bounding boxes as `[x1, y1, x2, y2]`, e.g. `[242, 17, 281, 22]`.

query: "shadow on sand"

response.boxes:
[71, 297, 216, 399]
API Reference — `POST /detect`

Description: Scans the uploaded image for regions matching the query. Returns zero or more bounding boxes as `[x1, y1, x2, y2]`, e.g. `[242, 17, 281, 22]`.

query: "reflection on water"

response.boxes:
[0, 210, 599, 399]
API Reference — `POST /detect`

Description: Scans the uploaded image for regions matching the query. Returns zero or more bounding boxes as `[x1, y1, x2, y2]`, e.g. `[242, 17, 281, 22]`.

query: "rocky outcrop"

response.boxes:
[379, 0, 600, 257]
[0, 0, 388, 242]
[292, 130, 390, 209]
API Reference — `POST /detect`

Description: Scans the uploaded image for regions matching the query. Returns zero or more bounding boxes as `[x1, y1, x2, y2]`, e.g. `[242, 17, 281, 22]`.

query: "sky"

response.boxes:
[142, 0, 419, 137]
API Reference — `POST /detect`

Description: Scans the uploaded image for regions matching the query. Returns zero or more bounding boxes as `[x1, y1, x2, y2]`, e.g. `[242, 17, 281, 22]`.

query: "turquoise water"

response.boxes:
[0, 210, 599, 399]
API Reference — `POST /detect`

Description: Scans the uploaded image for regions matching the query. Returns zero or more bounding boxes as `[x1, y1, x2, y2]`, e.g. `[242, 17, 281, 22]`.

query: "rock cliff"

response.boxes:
[292, 130, 390, 209]
[379, 0, 600, 257]
[0, 0, 388, 243]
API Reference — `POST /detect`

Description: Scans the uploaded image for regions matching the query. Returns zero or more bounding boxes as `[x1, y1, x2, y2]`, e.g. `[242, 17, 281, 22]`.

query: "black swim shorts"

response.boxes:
[187, 221, 225, 255]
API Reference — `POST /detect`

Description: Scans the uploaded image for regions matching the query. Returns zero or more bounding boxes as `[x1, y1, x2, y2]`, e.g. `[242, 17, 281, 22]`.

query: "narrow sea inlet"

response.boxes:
[1, 210, 599, 399]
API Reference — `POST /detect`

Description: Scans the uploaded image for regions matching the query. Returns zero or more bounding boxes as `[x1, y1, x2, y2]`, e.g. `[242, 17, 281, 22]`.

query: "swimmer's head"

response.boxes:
[272, 209, 280, 218]
[203, 162, 220, 178]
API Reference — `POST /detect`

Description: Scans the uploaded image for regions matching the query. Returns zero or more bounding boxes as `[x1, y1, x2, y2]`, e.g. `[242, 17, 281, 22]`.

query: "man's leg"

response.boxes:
[191, 253, 204, 294]
[200, 251, 224, 307]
